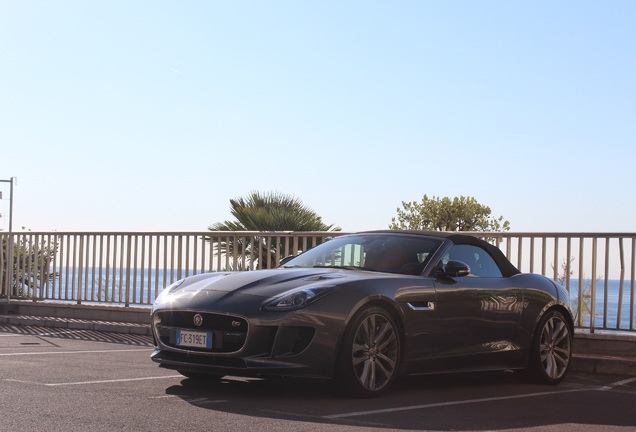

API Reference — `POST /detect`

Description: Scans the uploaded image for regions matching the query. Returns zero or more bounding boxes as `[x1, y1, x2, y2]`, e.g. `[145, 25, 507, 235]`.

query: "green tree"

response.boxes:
[1, 234, 58, 299]
[208, 191, 340, 269]
[554, 257, 597, 327]
[389, 195, 510, 232]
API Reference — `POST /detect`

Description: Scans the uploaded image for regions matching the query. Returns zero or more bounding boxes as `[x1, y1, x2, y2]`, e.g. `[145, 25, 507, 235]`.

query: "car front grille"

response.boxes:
[154, 310, 248, 353]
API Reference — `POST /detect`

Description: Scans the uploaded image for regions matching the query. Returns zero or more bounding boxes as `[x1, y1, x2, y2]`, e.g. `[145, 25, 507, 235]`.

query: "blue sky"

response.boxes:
[1, 1, 635, 233]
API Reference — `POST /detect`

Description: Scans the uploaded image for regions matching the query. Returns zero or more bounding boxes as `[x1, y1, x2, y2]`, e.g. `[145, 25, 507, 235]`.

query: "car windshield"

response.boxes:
[281, 234, 442, 275]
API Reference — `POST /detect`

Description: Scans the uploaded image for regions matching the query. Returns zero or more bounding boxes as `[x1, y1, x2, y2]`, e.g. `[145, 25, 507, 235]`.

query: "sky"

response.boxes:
[1, 1, 635, 234]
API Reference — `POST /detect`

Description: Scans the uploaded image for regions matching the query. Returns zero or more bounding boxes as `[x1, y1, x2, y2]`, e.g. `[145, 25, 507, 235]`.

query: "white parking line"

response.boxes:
[149, 395, 228, 405]
[0, 348, 151, 356]
[599, 377, 636, 391]
[5, 375, 181, 387]
[324, 388, 585, 419]
[45, 375, 183, 386]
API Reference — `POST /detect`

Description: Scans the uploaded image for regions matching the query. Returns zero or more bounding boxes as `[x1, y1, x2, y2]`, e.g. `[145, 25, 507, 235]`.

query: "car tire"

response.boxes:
[336, 306, 401, 398]
[523, 310, 573, 385]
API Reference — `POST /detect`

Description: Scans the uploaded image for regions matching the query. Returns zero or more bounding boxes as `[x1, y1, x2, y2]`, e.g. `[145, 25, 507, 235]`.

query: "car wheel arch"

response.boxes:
[520, 305, 574, 384]
[342, 296, 406, 339]
[335, 297, 407, 372]
[533, 303, 575, 337]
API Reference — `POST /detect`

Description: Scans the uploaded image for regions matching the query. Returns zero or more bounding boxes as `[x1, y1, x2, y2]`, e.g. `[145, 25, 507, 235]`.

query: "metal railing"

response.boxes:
[480, 232, 636, 333]
[1, 231, 635, 333]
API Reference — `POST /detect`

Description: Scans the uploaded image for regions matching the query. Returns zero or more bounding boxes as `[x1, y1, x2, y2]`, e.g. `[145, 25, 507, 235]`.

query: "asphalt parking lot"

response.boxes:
[1, 324, 635, 432]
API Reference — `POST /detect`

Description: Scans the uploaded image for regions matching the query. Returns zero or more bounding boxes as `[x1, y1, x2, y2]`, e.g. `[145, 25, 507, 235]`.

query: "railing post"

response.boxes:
[553, 236, 559, 282]
[590, 236, 598, 333]
[617, 238, 625, 329]
[125, 234, 132, 307]
[578, 239, 585, 328]
[1, 178, 15, 304]
[631, 238, 635, 330]
[565, 237, 572, 293]
[77, 235, 84, 305]
[603, 238, 610, 329]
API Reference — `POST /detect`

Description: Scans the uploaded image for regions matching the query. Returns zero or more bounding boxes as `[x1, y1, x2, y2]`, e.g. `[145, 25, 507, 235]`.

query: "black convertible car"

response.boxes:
[151, 231, 573, 397]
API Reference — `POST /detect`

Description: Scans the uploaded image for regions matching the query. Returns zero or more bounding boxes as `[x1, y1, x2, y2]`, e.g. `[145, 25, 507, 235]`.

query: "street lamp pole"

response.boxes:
[1, 177, 15, 303]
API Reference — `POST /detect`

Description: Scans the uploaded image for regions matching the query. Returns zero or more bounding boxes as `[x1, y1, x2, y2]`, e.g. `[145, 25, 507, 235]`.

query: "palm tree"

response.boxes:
[208, 191, 340, 269]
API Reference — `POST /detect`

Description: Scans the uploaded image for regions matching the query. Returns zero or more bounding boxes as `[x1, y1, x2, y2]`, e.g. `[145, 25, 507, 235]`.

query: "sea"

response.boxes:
[567, 278, 635, 331]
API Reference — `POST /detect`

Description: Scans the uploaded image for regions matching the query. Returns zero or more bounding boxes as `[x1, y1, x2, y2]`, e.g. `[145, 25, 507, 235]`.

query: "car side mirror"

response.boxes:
[435, 260, 470, 278]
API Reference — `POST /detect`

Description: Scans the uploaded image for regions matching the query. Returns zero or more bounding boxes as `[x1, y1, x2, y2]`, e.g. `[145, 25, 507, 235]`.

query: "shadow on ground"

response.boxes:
[0, 324, 153, 346]
[163, 371, 636, 431]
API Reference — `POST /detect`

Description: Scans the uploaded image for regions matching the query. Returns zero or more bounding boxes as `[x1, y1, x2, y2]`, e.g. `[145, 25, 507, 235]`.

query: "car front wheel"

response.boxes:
[337, 306, 401, 397]
[525, 310, 573, 384]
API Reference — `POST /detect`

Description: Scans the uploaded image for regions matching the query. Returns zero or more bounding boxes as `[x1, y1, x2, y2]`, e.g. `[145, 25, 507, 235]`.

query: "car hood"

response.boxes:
[157, 267, 378, 306]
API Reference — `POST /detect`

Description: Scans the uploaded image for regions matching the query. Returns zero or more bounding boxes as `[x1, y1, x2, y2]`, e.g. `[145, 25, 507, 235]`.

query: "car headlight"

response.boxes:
[263, 286, 334, 311]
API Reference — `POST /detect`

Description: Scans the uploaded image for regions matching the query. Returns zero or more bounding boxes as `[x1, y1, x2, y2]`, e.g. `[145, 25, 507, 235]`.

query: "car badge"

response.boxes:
[193, 314, 203, 327]
[231, 321, 241, 327]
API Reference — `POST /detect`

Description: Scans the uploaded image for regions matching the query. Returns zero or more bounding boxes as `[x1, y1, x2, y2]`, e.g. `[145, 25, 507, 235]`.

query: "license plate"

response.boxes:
[176, 329, 212, 349]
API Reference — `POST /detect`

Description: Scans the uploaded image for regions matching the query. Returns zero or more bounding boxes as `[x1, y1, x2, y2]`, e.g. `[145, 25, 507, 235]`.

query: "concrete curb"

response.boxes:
[0, 300, 151, 322]
[0, 314, 152, 336]
[0, 301, 151, 336]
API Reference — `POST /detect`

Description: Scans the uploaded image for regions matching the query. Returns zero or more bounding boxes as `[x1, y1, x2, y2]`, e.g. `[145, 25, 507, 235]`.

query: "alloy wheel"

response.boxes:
[351, 313, 399, 392]
[539, 315, 571, 380]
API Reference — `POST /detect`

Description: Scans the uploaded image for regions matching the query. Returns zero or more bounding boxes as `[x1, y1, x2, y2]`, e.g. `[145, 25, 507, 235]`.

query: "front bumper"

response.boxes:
[150, 308, 341, 380]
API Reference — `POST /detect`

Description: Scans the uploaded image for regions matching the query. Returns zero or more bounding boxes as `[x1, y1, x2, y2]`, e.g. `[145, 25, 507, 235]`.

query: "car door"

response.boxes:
[394, 277, 438, 365]
[432, 244, 522, 365]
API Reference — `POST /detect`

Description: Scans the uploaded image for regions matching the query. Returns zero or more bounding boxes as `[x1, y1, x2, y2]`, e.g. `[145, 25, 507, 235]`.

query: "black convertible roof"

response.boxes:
[362, 230, 521, 277]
